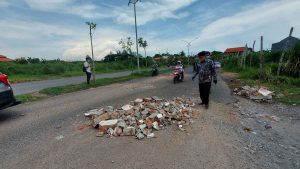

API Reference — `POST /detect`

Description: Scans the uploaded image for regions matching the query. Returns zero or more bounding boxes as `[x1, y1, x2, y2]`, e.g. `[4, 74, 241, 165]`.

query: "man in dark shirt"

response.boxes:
[192, 51, 217, 109]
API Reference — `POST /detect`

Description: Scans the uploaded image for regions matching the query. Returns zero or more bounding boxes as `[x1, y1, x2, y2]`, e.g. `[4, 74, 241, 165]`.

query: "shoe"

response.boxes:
[204, 104, 209, 109]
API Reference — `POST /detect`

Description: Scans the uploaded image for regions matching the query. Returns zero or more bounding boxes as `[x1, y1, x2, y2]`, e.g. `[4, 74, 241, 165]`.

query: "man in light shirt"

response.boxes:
[83, 55, 92, 84]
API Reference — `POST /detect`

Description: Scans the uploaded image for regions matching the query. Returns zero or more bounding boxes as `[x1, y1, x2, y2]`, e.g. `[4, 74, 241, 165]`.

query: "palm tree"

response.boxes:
[138, 37, 148, 67]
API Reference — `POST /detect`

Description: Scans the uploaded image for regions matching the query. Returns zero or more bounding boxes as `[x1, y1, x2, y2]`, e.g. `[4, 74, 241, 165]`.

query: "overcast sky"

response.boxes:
[0, 0, 300, 60]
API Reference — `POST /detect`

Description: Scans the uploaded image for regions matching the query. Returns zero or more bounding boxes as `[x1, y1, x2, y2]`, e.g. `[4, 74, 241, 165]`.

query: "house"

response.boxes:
[0, 55, 14, 62]
[271, 36, 300, 52]
[224, 47, 252, 56]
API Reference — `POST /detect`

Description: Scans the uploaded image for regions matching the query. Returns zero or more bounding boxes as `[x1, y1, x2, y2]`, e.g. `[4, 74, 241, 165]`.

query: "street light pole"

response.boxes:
[129, 0, 141, 73]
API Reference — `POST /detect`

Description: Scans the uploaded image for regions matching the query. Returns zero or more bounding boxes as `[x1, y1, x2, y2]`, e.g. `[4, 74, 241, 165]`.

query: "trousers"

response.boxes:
[86, 72, 92, 84]
[199, 82, 211, 105]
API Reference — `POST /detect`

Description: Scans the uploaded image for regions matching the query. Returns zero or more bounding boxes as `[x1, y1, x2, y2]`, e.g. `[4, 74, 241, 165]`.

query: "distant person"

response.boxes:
[83, 56, 92, 84]
[192, 51, 217, 109]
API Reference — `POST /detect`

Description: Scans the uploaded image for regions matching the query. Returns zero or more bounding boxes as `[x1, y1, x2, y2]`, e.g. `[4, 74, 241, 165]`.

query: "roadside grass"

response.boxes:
[16, 69, 170, 103]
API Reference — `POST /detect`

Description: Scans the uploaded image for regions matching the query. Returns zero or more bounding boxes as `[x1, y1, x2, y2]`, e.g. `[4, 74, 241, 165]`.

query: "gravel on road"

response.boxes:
[0, 70, 299, 169]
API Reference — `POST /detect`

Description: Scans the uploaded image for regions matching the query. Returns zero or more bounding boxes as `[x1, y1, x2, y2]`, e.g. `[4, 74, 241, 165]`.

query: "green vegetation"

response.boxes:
[0, 49, 190, 83]
[15, 69, 170, 103]
[219, 42, 300, 105]
[0, 59, 149, 83]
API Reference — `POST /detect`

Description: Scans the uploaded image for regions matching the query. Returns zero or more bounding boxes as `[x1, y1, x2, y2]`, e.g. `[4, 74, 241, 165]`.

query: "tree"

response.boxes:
[119, 37, 134, 70]
[138, 37, 149, 67]
[179, 51, 186, 57]
[119, 37, 134, 55]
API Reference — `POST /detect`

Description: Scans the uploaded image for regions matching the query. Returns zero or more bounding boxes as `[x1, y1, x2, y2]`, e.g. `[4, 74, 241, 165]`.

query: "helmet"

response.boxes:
[177, 61, 182, 65]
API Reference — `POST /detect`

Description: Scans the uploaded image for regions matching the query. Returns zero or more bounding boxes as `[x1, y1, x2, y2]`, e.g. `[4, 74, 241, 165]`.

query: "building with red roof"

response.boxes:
[224, 47, 252, 56]
[0, 55, 14, 62]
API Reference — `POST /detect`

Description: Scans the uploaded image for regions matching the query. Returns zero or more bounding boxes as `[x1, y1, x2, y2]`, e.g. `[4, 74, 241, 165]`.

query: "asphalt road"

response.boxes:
[12, 71, 132, 95]
[1, 70, 298, 169]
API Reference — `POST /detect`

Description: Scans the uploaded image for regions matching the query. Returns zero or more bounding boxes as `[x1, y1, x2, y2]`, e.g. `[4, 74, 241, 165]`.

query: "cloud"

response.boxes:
[23, 0, 109, 19]
[113, 0, 196, 25]
[191, 0, 300, 51]
[23, 0, 196, 25]
[0, 0, 10, 8]
[0, 16, 133, 60]
[62, 28, 133, 61]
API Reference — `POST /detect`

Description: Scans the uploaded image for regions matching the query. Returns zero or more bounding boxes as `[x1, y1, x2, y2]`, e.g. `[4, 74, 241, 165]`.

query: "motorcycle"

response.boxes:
[173, 66, 185, 84]
[152, 67, 158, 76]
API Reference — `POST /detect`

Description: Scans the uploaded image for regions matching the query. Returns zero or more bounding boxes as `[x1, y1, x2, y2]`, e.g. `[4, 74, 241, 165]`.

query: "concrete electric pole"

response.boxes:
[128, 0, 141, 73]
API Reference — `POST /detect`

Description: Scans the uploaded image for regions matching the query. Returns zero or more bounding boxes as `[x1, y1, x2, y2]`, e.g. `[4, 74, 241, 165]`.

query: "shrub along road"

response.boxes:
[0, 70, 299, 169]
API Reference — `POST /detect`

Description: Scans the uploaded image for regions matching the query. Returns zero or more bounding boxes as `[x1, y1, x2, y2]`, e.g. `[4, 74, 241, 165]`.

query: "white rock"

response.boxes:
[122, 104, 133, 111]
[157, 114, 163, 119]
[99, 119, 118, 127]
[147, 133, 155, 138]
[153, 121, 159, 130]
[134, 98, 143, 103]
[258, 88, 273, 96]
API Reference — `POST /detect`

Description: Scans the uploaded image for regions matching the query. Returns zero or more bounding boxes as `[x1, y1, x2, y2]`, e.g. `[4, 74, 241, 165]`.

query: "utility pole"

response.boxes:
[86, 22, 97, 83]
[182, 37, 199, 65]
[277, 27, 294, 79]
[128, 0, 141, 73]
[250, 40, 256, 67]
[260, 36, 263, 77]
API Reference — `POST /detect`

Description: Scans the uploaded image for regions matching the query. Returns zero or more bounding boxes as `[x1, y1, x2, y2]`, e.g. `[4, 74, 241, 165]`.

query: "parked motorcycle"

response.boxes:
[173, 66, 184, 84]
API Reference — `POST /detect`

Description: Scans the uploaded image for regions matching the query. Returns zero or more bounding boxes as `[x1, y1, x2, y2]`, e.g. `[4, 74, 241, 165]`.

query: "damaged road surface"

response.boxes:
[0, 70, 299, 169]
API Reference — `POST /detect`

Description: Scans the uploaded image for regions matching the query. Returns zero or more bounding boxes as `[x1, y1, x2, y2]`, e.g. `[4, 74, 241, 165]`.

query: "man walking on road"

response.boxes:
[83, 55, 92, 84]
[192, 51, 217, 109]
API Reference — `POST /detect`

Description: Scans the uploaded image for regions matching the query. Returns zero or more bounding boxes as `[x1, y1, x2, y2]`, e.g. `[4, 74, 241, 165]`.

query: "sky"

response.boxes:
[0, 0, 300, 61]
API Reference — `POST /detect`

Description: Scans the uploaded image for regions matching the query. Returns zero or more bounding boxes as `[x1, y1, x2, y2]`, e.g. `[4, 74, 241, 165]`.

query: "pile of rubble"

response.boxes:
[84, 97, 196, 140]
[233, 86, 273, 102]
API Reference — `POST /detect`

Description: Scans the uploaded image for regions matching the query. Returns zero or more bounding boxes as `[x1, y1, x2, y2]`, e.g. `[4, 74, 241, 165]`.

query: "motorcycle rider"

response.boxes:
[176, 61, 184, 79]
[152, 63, 158, 76]
[192, 51, 217, 109]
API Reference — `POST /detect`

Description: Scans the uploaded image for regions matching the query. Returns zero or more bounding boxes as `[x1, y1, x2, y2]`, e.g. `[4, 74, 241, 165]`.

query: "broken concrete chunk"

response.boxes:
[123, 127, 136, 136]
[86, 96, 197, 140]
[149, 112, 158, 119]
[84, 109, 104, 117]
[136, 132, 145, 140]
[99, 119, 118, 127]
[114, 127, 123, 136]
[134, 98, 143, 104]
[147, 133, 155, 138]
[107, 128, 114, 136]
[141, 110, 149, 115]
[157, 114, 163, 119]
[153, 121, 159, 130]
[139, 124, 147, 130]
[258, 88, 273, 96]
[234, 86, 274, 103]
[117, 120, 127, 129]
[122, 105, 133, 111]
